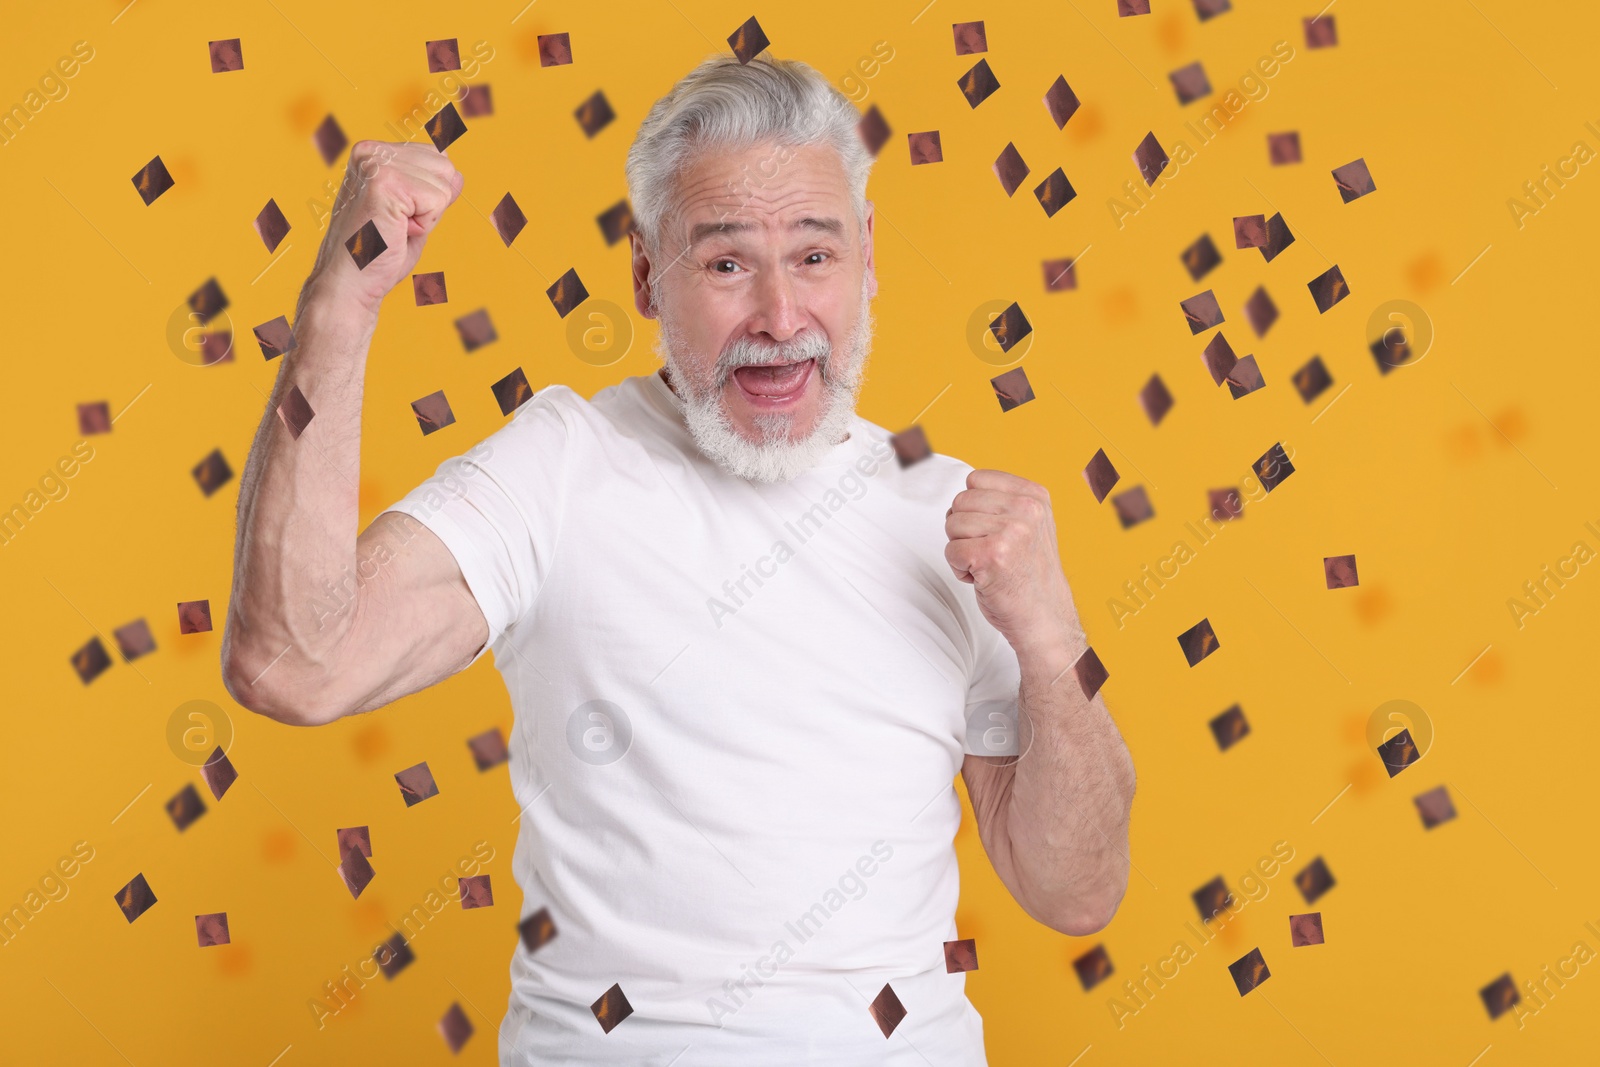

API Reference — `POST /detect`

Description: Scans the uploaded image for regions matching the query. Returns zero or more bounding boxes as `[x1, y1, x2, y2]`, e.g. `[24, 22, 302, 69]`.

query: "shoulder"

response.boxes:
[851, 414, 977, 505]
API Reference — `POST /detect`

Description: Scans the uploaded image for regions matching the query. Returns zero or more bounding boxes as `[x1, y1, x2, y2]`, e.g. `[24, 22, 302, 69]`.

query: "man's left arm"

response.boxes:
[946, 469, 1136, 937]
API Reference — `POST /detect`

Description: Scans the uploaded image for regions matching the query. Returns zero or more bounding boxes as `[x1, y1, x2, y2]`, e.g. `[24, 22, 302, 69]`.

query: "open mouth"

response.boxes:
[730, 357, 816, 407]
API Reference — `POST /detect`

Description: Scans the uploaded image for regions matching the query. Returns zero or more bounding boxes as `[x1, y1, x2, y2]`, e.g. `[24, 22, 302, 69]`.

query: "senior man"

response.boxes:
[223, 53, 1134, 1065]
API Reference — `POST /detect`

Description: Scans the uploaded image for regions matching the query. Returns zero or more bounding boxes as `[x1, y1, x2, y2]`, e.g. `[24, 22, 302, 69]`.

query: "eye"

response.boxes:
[804, 252, 829, 265]
[711, 258, 742, 274]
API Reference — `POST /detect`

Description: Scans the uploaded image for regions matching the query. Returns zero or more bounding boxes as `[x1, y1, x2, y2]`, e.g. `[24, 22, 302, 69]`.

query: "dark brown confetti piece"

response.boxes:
[1201, 332, 1238, 385]
[890, 425, 932, 468]
[858, 105, 891, 157]
[1229, 948, 1271, 995]
[1072, 647, 1110, 701]
[1133, 132, 1169, 186]
[166, 783, 207, 831]
[943, 938, 978, 973]
[1295, 857, 1335, 904]
[957, 58, 1001, 109]
[1193, 0, 1232, 20]
[200, 747, 238, 800]
[990, 366, 1034, 412]
[1372, 330, 1412, 374]
[1233, 214, 1267, 249]
[1332, 158, 1377, 202]
[1481, 974, 1519, 1020]
[200, 330, 234, 365]
[1244, 287, 1278, 338]
[491, 368, 533, 417]
[277, 383, 315, 439]
[1181, 289, 1224, 334]
[492, 193, 527, 246]
[1415, 785, 1457, 829]
[952, 21, 987, 55]
[1292, 356, 1333, 403]
[114, 873, 157, 923]
[1289, 912, 1324, 947]
[1210, 704, 1249, 750]
[71, 637, 111, 684]
[1192, 876, 1232, 922]
[1225, 355, 1265, 399]
[592, 983, 634, 1033]
[188, 277, 228, 323]
[1140, 374, 1173, 425]
[1324, 554, 1359, 589]
[395, 761, 440, 805]
[461, 83, 494, 118]
[426, 102, 467, 152]
[253, 315, 296, 359]
[1378, 729, 1420, 778]
[1181, 232, 1222, 281]
[1209, 488, 1243, 521]
[1253, 443, 1294, 492]
[1118, 0, 1151, 14]
[596, 200, 636, 246]
[193, 449, 234, 497]
[868, 984, 906, 1038]
[537, 33, 572, 67]
[177, 600, 212, 634]
[313, 114, 347, 167]
[1261, 211, 1295, 262]
[1169, 61, 1211, 105]
[993, 142, 1029, 197]
[114, 618, 156, 661]
[1178, 617, 1220, 667]
[1083, 449, 1120, 504]
[988, 301, 1031, 353]
[337, 826, 372, 858]
[338, 847, 375, 899]
[1034, 168, 1075, 217]
[1073, 944, 1114, 990]
[908, 131, 943, 166]
[131, 156, 174, 205]
[426, 38, 461, 73]
[345, 220, 387, 270]
[520, 906, 558, 953]
[547, 268, 590, 318]
[1308, 264, 1350, 313]
[1042, 257, 1078, 291]
[1112, 486, 1154, 529]
[253, 198, 290, 254]
[208, 39, 243, 74]
[195, 912, 230, 947]
[375, 932, 414, 979]
[1304, 15, 1338, 49]
[77, 401, 111, 435]
[727, 17, 769, 64]
[455, 308, 498, 352]
[1043, 75, 1080, 129]
[412, 391, 456, 436]
[412, 272, 448, 306]
[1268, 131, 1302, 165]
[459, 874, 494, 909]
[439, 1003, 474, 1053]
[575, 90, 615, 138]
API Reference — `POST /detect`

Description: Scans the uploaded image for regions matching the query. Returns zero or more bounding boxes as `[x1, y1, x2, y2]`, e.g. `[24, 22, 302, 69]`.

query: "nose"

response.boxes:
[751, 267, 805, 344]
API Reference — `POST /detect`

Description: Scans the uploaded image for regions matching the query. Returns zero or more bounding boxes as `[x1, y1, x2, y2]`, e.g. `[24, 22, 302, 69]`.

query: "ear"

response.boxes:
[630, 232, 658, 320]
[861, 200, 878, 301]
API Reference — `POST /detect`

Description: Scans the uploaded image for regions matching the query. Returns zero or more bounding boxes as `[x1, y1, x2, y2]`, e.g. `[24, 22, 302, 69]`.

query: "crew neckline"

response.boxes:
[638, 367, 870, 472]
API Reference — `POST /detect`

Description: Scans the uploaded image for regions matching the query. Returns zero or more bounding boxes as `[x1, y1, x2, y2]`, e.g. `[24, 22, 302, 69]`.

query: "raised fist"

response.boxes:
[303, 139, 464, 317]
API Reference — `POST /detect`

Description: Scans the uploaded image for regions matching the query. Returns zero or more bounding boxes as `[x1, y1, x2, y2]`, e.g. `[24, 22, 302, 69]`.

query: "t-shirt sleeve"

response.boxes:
[961, 609, 1023, 757]
[378, 388, 574, 667]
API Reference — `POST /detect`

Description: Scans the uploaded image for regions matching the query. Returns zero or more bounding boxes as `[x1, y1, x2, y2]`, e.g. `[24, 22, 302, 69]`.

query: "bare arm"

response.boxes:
[945, 471, 1136, 935]
[221, 141, 485, 726]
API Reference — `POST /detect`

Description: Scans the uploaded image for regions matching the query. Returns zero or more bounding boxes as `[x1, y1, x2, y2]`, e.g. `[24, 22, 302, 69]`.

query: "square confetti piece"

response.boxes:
[200, 747, 238, 800]
[77, 401, 111, 435]
[993, 142, 1029, 196]
[1133, 132, 1169, 186]
[1290, 912, 1324, 947]
[491, 368, 533, 417]
[455, 308, 498, 352]
[193, 449, 234, 497]
[891, 426, 932, 468]
[1074, 944, 1114, 990]
[1083, 449, 1120, 503]
[1182, 233, 1222, 281]
[1178, 618, 1220, 666]
[574, 91, 615, 137]
[492, 193, 527, 246]
[1229, 948, 1271, 995]
[869, 984, 906, 1038]
[177, 600, 212, 634]
[1253, 443, 1294, 491]
[1034, 168, 1075, 217]
[1112, 486, 1153, 529]
[413, 391, 456, 435]
[345, 220, 387, 270]
[209, 39, 243, 73]
[376, 933, 414, 979]
[1308, 264, 1350, 313]
[277, 384, 315, 439]
[952, 21, 987, 55]
[195, 912, 230, 947]
[1073, 647, 1109, 701]
[114, 618, 156, 661]
[114, 873, 157, 923]
[957, 58, 1000, 109]
[313, 115, 347, 166]
[1210, 704, 1249, 750]
[1292, 356, 1333, 403]
[908, 131, 943, 165]
[426, 102, 467, 151]
[944, 938, 978, 973]
[1295, 857, 1336, 904]
[1140, 374, 1173, 425]
[413, 272, 448, 306]
[858, 106, 891, 157]
[596, 200, 636, 246]
[439, 1003, 473, 1053]
[1415, 785, 1457, 829]
[537, 33, 572, 67]
[592, 983, 633, 1033]
[166, 783, 207, 831]
[459, 874, 494, 909]
[395, 761, 440, 805]
[132, 156, 174, 205]
[546, 268, 590, 318]
[1043, 75, 1080, 128]
[254, 198, 290, 253]
[727, 17, 769, 64]
[426, 39, 461, 73]
[520, 906, 558, 953]
[1324, 554, 1359, 589]
[253, 316, 296, 360]
[71, 637, 111, 684]
[990, 367, 1034, 412]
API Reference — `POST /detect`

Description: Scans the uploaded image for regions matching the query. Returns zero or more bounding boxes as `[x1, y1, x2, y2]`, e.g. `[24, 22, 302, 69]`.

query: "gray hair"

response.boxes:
[624, 52, 874, 266]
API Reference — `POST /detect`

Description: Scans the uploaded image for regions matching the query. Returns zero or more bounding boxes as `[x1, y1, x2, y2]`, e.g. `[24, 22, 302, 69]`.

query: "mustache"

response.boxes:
[714, 330, 833, 386]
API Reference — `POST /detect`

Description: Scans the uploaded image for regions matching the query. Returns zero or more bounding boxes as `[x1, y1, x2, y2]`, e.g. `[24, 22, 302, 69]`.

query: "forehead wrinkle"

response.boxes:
[675, 176, 853, 249]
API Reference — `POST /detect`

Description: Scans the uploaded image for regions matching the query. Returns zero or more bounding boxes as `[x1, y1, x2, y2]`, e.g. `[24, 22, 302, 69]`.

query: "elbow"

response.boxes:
[1035, 883, 1128, 937]
[220, 632, 348, 728]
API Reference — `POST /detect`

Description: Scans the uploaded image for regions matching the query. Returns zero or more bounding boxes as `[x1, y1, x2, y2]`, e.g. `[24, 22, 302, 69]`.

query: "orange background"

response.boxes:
[2, 1, 1598, 1064]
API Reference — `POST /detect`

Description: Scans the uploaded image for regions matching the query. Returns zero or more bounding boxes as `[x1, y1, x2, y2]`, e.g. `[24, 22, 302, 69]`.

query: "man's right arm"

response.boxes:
[221, 140, 487, 726]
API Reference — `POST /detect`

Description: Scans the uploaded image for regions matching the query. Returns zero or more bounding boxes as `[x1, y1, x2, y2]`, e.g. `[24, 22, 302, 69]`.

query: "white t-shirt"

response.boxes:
[383, 370, 1022, 1066]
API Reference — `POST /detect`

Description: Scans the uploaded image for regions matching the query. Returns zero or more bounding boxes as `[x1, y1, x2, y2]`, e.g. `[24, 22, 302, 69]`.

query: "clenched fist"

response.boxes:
[945, 470, 1078, 657]
[302, 139, 464, 318]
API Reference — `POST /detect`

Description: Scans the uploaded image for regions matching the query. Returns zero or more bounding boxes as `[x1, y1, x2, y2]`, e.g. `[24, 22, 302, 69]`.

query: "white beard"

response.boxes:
[654, 283, 874, 484]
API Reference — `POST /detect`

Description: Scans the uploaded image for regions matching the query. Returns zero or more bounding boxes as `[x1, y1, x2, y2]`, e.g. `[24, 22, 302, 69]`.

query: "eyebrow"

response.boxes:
[687, 215, 846, 249]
